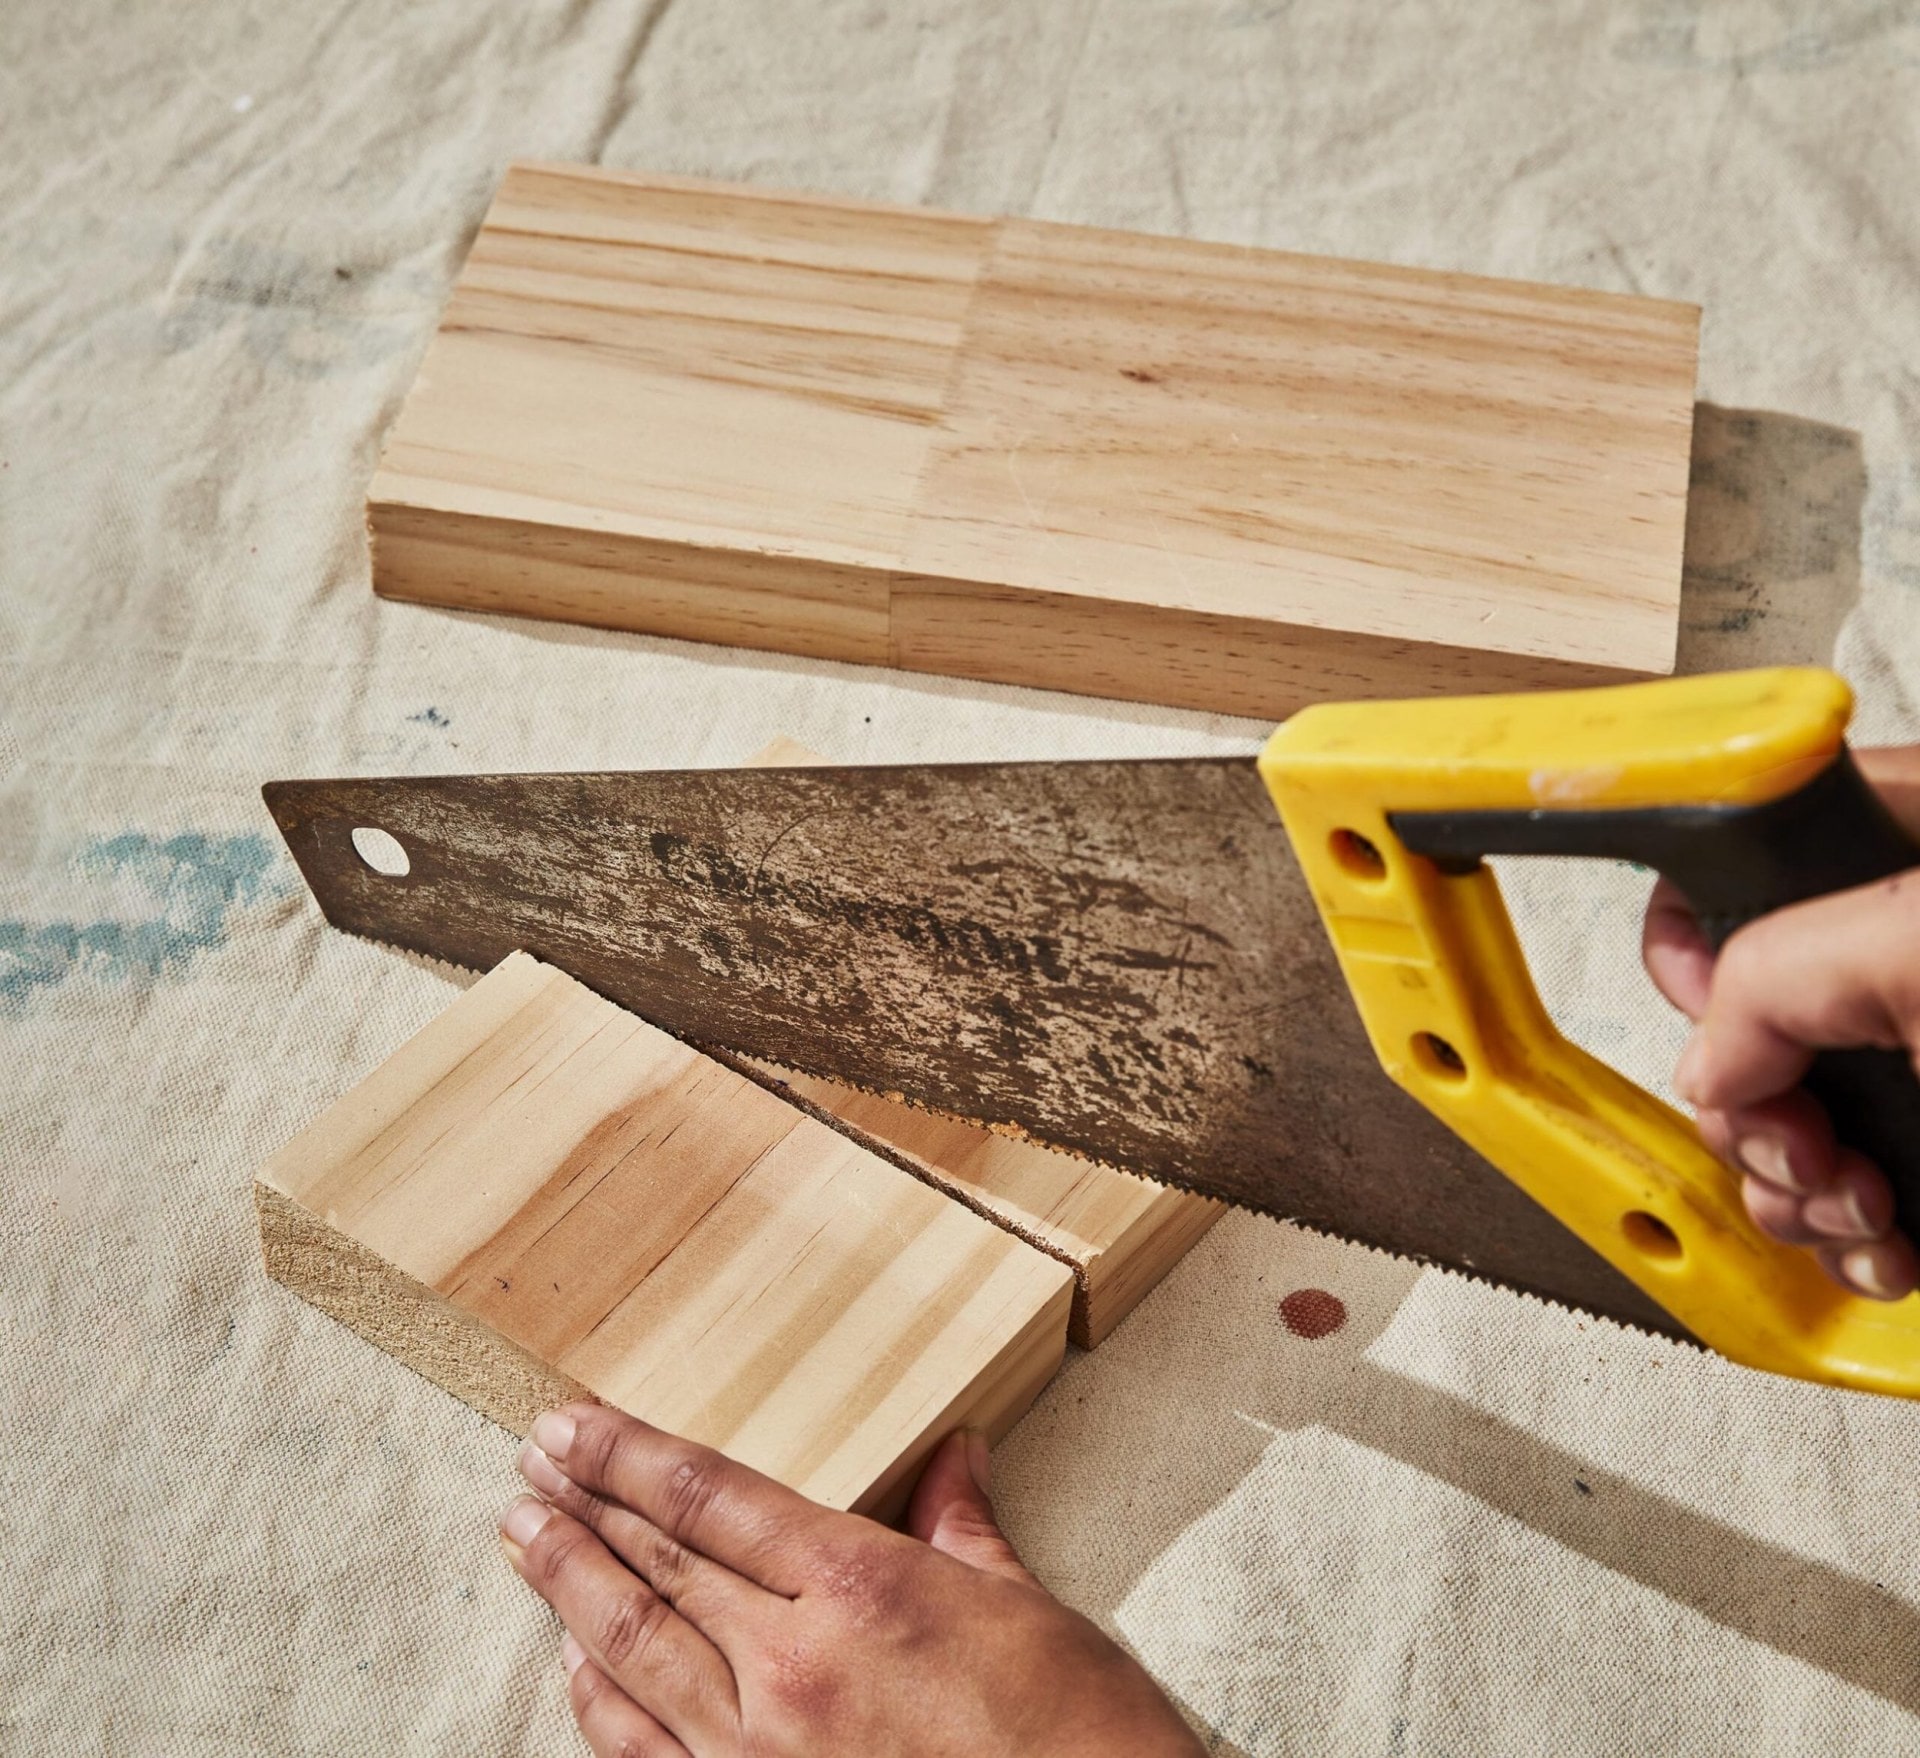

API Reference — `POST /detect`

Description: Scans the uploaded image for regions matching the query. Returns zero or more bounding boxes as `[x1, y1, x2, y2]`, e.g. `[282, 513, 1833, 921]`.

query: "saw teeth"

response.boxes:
[327, 926, 482, 985]
[1252, 1210, 1708, 1353]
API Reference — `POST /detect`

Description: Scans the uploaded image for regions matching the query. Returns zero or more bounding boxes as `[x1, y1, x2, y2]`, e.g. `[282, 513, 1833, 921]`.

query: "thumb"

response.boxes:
[904, 1430, 1037, 1586]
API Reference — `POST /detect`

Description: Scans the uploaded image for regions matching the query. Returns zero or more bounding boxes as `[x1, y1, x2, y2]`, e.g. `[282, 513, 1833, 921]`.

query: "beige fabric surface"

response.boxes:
[5, 2, 1920, 1751]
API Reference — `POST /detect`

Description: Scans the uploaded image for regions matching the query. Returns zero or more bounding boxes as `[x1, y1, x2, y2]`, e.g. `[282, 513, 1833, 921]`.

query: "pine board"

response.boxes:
[743, 737, 1221, 1346]
[370, 163, 1698, 718]
[255, 952, 1074, 1516]
[758, 1065, 1222, 1349]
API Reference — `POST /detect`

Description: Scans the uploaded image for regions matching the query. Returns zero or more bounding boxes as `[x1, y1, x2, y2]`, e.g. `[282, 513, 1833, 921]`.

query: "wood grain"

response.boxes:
[256, 952, 1073, 1516]
[743, 738, 1221, 1346]
[757, 1066, 1222, 1348]
[371, 163, 1697, 718]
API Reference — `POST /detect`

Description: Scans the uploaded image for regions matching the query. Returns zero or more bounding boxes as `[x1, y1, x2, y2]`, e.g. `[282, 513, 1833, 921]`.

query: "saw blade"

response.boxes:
[263, 758, 1682, 1340]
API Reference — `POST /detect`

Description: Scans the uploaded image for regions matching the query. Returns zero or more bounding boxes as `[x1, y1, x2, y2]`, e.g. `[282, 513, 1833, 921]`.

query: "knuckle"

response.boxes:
[939, 1513, 1028, 1579]
[938, 1507, 1002, 1547]
[658, 1451, 726, 1539]
[553, 1479, 615, 1533]
[571, 1406, 627, 1486]
[636, 1527, 695, 1601]
[531, 1519, 594, 1589]
[568, 1657, 607, 1713]
[595, 1586, 671, 1672]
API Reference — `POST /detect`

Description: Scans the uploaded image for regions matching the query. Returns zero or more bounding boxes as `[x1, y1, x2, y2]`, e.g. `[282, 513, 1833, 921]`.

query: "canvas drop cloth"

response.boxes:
[5, 2, 1920, 1751]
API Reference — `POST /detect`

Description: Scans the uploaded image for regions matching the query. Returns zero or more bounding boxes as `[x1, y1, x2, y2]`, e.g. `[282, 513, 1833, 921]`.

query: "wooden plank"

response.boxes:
[256, 951, 1074, 1517]
[743, 738, 1222, 1346]
[370, 162, 1698, 719]
[758, 1066, 1223, 1349]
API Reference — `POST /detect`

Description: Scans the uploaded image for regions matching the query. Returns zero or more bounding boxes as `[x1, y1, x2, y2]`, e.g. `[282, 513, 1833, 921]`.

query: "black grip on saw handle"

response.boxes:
[1390, 753, 1920, 1240]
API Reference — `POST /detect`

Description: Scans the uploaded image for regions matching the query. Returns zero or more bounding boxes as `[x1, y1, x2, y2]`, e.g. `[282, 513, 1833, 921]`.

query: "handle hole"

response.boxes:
[1330, 828, 1388, 882]
[351, 826, 410, 878]
[1622, 1210, 1683, 1262]
[1411, 1031, 1467, 1082]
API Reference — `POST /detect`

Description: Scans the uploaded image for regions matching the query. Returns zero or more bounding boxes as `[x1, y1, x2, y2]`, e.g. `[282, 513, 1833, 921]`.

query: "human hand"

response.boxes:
[1642, 745, 1920, 1299]
[499, 1404, 1204, 1757]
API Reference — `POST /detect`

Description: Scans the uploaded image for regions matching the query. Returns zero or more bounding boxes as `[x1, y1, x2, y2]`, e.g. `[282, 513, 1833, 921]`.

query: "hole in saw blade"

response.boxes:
[1622, 1210, 1683, 1262]
[350, 826, 410, 878]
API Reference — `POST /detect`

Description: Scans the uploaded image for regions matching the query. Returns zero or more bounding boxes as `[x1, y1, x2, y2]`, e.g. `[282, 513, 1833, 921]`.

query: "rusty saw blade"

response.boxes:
[263, 758, 1681, 1340]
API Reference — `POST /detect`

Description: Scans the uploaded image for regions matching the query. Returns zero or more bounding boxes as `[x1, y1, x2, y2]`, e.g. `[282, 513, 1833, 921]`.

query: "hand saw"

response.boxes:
[263, 667, 1920, 1397]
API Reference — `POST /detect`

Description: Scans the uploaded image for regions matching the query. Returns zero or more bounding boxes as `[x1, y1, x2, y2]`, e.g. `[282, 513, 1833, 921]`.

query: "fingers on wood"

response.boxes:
[567, 1404, 830, 1596]
[553, 1471, 771, 1636]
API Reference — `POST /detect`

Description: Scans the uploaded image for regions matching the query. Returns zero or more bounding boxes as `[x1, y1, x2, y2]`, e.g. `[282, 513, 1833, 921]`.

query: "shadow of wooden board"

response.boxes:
[742, 736, 1222, 1347]
[255, 952, 1074, 1518]
[369, 164, 1698, 719]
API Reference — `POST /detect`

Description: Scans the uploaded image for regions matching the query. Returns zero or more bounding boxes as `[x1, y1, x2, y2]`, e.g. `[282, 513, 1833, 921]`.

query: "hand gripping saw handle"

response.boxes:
[1261, 666, 1920, 1395]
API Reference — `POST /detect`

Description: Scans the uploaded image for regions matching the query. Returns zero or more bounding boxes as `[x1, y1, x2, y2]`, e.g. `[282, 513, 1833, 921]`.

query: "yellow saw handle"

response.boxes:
[1259, 666, 1920, 1395]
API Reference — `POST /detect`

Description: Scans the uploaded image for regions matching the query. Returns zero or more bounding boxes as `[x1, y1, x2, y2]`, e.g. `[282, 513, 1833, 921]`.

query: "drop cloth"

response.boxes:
[5, 2, 1920, 1751]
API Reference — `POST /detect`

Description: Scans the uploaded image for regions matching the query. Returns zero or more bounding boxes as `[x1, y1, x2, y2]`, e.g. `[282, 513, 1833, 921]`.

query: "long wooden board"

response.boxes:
[743, 737, 1220, 1345]
[370, 163, 1698, 719]
[256, 952, 1073, 1516]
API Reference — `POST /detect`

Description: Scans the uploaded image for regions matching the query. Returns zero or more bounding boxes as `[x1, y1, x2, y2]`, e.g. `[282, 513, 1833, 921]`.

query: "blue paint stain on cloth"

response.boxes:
[0, 831, 282, 1004]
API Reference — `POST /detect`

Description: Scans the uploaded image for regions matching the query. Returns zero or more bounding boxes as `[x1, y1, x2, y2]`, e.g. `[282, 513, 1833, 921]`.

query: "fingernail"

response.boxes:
[518, 1442, 569, 1499]
[501, 1496, 553, 1552]
[561, 1634, 588, 1678]
[530, 1410, 576, 1464]
[965, 1428, 992, 1493]
[1735, 1135, 1803, 1192]
[1842, 1245, 1900, 1300]
[1674, 1033, 1709, 1106]
[1806, 1185, 1876, 1240]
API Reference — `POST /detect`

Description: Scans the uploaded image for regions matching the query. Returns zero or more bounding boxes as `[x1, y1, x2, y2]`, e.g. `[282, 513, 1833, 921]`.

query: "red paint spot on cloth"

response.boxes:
[1279, 1288, 1347, 1339]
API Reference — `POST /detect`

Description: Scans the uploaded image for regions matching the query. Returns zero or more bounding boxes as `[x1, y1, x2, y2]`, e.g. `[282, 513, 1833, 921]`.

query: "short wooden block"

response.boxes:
[743, 738, 1222, 1347]
[760, 1066, 1223, 1349]
[370, 163, 1698, 719]
[256, 952, 1074, 1516]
